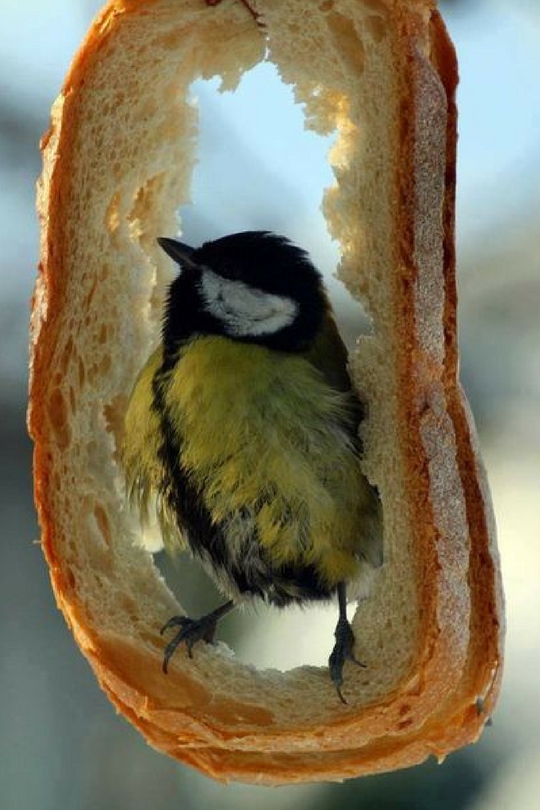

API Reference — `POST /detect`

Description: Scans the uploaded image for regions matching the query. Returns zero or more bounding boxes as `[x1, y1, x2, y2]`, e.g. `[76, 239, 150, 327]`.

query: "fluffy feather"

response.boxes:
[123, 318, 382, 602]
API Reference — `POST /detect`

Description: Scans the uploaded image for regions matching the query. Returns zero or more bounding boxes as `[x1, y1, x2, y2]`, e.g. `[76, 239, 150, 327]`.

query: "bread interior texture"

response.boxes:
[34, 0, 463, 731]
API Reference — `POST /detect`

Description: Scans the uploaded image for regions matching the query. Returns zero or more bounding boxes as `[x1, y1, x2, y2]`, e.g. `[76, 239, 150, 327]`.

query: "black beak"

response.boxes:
[157, 237, 197, 269]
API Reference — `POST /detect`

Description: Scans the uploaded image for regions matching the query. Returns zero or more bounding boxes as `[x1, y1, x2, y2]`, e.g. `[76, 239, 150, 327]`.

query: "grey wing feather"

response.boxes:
[304, 308, 384, 569]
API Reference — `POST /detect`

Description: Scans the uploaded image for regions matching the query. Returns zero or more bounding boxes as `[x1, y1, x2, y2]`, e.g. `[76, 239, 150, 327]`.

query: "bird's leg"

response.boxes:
[161, 600, 235, 673]
[328, 582, 366, 704]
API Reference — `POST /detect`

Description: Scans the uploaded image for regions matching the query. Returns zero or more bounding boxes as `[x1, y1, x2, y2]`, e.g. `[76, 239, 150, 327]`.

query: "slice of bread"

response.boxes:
[29, 0, 503, 784]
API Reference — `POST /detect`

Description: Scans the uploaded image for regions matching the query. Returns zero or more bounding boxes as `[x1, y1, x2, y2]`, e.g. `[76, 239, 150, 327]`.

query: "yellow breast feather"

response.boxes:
[162, 336, 378, 587]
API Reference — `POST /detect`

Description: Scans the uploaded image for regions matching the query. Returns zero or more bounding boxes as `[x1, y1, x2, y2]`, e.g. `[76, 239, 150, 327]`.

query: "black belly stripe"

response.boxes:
[152, 359, 334, 606]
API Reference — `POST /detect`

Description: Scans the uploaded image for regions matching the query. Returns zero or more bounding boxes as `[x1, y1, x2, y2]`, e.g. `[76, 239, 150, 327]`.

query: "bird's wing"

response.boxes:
[302, 308, 366, 434]
[303, 309, 352, 392]
[121, 347, 171, 539]
[303, 309, 382, 568]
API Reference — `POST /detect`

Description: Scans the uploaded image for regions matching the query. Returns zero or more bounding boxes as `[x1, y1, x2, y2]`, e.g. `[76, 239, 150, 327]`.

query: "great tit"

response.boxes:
[122, 231, 383, 703]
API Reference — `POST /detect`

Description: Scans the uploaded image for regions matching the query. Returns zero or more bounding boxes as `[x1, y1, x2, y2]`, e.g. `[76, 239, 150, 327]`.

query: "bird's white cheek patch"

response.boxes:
[199, 268, 298, 337]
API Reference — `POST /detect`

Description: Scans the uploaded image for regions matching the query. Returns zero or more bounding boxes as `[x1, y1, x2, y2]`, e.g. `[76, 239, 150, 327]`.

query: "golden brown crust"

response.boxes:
[29, 0, 503, 784]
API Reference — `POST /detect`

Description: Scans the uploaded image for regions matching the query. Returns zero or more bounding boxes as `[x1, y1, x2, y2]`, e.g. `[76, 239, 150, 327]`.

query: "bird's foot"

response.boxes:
[160, 600, 235, 673]
[328, 617, 366, 704]
[160, 613, 219, 672]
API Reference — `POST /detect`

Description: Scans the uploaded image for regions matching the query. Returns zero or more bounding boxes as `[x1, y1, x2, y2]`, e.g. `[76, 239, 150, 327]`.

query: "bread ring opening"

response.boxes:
[140, 60, 378, 672]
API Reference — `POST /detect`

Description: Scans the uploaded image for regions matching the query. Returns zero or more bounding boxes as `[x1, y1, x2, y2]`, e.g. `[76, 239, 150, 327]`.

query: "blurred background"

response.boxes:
[1, 0, 540, 807]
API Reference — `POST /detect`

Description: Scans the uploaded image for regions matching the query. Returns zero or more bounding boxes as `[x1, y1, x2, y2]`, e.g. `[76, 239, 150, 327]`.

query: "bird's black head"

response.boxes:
[159, 231, 327, 355]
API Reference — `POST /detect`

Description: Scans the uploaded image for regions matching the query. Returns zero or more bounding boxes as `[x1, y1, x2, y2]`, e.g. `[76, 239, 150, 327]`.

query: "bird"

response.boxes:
[122, 231, 383, 703]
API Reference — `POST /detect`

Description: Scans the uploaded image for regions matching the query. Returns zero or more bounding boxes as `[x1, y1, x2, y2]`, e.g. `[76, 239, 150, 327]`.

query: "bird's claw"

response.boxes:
[160, 614, 218, 672]
[328, 617, 365, 704]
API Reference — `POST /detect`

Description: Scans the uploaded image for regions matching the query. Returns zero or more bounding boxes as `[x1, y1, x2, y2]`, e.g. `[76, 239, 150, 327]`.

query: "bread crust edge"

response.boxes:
[28, 0, 504, 784]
